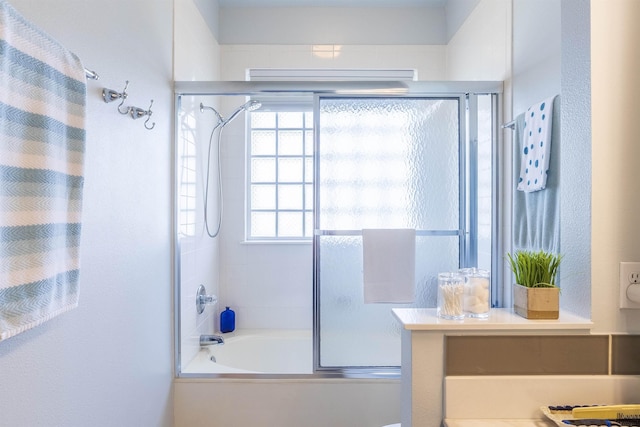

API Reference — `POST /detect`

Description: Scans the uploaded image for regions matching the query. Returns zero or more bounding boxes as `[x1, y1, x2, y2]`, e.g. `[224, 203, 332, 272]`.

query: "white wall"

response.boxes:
[445, 0, 482, 41]
[512, 0, 561, 113]
[0, 1, 174, 426]
[0, 0, 173, 427]
[175, 0, 221, 82]
[591, 0, 640, 333]
[174, 0, 224, 371]
[218, 6, 447, 45]
[446, 0, 511, 81]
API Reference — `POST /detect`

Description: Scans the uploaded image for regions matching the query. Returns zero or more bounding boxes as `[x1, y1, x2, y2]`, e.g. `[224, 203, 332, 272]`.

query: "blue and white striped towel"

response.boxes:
[0, 0, 86, 341]
[517, 96, 556, 192]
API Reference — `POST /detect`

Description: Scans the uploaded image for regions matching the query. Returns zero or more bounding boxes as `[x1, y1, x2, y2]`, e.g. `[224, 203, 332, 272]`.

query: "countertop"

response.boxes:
[445, 419, 556, 427]
[392, 307, 592, 332]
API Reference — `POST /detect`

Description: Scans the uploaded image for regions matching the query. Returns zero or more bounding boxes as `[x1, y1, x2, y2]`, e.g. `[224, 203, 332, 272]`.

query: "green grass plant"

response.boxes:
[506, 250, 562, 288]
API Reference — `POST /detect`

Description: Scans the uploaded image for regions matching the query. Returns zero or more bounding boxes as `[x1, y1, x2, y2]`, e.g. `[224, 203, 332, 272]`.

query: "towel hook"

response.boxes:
[143, 100, 155, 130]
[102, 80, 130, 114]
[129, 99, 155, 130]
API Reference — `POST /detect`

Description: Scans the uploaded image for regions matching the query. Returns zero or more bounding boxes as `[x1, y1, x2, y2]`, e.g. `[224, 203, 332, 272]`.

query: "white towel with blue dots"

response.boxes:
[517, 96, 556, 192]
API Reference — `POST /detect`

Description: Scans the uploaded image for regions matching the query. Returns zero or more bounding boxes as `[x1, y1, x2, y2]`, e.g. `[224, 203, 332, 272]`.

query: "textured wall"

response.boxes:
[591, 0, 640, 333]
[560, 0, 591, 318]
[0, 1, 174, 426]
[511, 0, 591, 318]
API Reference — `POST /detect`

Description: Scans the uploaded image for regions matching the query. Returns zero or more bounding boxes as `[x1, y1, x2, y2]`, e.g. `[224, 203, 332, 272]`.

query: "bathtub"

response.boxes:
[182, 329, 312, 374]
[176, 328, 402, 426]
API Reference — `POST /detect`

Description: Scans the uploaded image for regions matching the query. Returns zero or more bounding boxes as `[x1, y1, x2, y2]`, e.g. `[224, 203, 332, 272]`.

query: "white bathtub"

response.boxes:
[182, 329, 312, 374]
[176, 329, 402, 426]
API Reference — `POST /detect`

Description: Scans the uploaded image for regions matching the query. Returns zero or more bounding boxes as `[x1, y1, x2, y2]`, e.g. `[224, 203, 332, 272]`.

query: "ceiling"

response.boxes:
[200, 0, 478, 44]
[218, 0, 446, 6]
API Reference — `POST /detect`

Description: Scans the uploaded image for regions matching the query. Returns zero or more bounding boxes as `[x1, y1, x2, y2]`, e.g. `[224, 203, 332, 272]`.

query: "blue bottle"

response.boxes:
[220, 306, 235, 333]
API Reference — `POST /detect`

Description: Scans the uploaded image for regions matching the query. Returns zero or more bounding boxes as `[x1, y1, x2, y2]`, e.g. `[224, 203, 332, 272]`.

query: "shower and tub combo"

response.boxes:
[175, 80, 501, 378]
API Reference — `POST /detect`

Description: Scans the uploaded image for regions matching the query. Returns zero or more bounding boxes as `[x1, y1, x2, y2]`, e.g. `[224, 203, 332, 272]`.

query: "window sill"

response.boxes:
[241, 239, 312, 245]
[392, 308, 592, 333]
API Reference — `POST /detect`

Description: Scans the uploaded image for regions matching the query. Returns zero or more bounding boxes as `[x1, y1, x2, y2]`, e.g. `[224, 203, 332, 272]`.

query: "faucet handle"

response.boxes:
[200, 334, 224, 347]
[196, 284, 217, 314]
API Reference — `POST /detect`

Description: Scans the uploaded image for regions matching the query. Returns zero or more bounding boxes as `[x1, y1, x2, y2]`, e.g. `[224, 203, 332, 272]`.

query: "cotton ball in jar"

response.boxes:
[461, 270, 490, 317]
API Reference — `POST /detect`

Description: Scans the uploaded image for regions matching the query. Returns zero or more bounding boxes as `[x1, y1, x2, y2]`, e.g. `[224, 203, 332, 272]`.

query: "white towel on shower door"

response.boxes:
[362, 229, 416, 303]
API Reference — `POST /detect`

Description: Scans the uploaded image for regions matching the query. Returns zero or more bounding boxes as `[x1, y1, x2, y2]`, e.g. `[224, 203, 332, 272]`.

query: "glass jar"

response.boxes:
[459, 268, 491, 318]
[437, 272, 465, 320]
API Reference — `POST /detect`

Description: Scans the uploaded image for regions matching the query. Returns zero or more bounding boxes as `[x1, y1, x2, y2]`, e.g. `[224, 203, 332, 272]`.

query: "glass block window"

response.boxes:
[248, 109, 314, 239]
[177, 110, 197, 237]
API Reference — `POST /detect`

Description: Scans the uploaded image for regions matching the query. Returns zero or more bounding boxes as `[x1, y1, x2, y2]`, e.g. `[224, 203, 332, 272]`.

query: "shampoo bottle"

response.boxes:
[220, 306, 235, 333]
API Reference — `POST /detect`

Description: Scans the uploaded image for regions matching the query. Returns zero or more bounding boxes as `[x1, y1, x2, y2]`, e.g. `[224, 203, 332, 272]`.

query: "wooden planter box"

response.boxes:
[513, 284, 559, 319]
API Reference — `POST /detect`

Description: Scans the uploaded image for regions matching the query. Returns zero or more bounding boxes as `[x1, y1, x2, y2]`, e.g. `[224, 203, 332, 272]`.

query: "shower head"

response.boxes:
[244, 100, 262, 112]
[222, 100, 262, 126]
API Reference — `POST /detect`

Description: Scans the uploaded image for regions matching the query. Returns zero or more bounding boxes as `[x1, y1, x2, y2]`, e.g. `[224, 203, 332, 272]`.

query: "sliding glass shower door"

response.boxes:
[314, 96, 464, 371]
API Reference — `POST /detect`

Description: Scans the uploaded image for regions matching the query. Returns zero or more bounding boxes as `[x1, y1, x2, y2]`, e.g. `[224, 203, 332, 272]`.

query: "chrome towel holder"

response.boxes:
[102, 80, 156, 130]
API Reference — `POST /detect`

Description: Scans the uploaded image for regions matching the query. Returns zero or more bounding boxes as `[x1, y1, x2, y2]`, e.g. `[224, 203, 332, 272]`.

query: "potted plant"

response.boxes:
[506, 250, 562, 319]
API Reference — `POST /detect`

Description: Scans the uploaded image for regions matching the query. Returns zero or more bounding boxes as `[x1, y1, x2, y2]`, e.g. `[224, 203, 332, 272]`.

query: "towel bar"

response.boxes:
[84, 68, 99, 80]
[501, 120, 515, 129]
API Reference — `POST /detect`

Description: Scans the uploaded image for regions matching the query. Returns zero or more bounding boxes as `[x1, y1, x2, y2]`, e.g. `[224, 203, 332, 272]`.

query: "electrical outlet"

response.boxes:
[620, 262, 640, 308]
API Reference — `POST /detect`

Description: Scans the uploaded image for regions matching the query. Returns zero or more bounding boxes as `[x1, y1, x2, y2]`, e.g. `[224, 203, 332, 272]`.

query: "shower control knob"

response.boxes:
[196, 284, 218, 314]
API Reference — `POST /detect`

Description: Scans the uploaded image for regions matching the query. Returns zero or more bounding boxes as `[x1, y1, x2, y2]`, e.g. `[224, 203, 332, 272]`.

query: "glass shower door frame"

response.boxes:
[312, 93, 469, 376]
[172, 80, 501, 379]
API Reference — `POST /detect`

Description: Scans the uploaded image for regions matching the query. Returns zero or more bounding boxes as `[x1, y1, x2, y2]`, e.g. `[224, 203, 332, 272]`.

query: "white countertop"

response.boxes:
[392, 308, 592, 332]
[445, 419, 556, 427]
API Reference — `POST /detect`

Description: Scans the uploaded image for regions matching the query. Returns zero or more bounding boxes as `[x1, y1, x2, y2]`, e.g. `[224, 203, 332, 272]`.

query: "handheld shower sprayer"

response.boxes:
[199, 100, 261, 128]
[200, 102, 223, 125]
[223, 100, 262, 126]
[199, 99, 261, 238]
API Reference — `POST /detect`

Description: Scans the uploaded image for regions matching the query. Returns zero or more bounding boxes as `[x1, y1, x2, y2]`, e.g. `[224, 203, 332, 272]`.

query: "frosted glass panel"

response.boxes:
[316, 97, 461, 369]
[318, 235, 459, 367]
[279, 112, 304, 128]
[251, 111, 276, 128]
[278, 158, 303, 182]
[252, 158, 276, 182]
[251, 212, 275, 237]
[279, 212, 303, 237]
[318, 98, 460, 231]
[477, 94, 493, 272]
[278, 131, 304, 155]
[251, 131, 276, 155]
[251, 185, 275, 209]
[278, 184, 303, 210]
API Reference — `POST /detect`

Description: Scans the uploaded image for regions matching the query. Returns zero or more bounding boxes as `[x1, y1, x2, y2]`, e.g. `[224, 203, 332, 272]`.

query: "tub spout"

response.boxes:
[200, 334, 224, 347]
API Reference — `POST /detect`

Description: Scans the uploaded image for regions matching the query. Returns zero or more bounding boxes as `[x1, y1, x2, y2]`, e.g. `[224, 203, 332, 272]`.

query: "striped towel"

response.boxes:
[0, 1, 86, 341]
